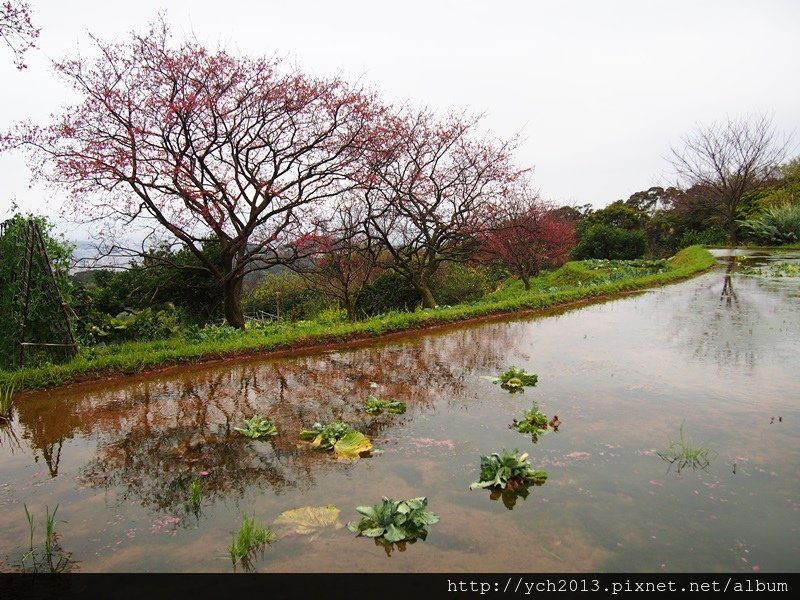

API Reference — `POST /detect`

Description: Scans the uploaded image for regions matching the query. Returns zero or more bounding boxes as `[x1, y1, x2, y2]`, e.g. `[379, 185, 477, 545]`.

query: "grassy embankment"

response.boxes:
[1, 246, 716, 391]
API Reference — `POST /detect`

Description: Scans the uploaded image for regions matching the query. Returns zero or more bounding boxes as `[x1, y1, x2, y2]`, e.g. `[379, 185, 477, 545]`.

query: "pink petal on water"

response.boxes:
[565, 451, 591, 459]
[752, 565, 760, 572]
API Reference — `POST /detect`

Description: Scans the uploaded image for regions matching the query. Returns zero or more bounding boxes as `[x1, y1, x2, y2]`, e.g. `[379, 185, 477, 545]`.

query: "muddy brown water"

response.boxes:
[1, 250, 798, 572]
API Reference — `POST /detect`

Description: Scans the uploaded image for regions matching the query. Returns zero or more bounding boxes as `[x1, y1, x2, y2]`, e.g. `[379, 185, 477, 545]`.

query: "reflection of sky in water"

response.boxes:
[0, 252, 798, 572]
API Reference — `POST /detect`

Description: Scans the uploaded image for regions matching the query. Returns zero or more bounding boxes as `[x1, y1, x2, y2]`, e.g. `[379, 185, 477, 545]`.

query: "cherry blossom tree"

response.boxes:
[3, 19, 379, 327]
[362, 109, 523, 308]
[290, 195, 381, 321]
[0, 1, 39, 69]
[477, 187, 574, 289]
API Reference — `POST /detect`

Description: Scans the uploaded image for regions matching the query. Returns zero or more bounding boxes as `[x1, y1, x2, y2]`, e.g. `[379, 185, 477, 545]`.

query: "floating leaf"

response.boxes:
[300, 421, 372, 458]
[333, 430, 373, 459]
[273, 505, 343, 535]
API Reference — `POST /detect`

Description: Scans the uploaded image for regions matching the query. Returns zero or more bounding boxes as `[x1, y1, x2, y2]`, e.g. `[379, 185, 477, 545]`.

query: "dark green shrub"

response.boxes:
[85, 245, 224, 324]
[431, 263, 491, 305]
[570, 224, 647, 260]
[355, 271, 419, 317]
[677, 226, 727, 248]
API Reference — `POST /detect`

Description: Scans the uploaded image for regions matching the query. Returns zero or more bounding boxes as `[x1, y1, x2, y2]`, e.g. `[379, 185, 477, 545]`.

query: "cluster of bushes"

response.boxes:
[571, 225, 647, 261]
[65, 259, 500, 349]
[738, 204, 800, 245]
[565, 175, 799, 261]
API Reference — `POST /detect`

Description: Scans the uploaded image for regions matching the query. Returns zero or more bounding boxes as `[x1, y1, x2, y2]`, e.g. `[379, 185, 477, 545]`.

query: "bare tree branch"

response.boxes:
[669, 114, 791, 244]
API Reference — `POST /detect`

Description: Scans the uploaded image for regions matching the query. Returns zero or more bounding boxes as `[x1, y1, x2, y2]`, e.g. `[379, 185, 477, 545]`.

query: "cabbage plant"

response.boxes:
[234, 415, 278, 439]
[470, 449, 547, 490]
[364, 395, 407, 415]
[348, 497, 439, 543]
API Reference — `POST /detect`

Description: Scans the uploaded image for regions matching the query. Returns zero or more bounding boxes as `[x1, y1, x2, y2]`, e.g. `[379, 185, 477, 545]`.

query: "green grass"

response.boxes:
[0, 381, 14, 419]
[189, 479, 203, 513]
[0, 246, 716, 391]
[21, 504, 72, 573]
[229, 513, 276, 569]
[657, 425, 715, 473]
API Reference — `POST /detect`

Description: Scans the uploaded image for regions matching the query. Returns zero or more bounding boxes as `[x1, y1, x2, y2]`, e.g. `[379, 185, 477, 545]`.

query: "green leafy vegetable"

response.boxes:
[299, 420, 353, 447]
[470, 449, 547, 490]
[233, 415, 278, 439]
[499, 367, 538, 389]
[484, 367, 538, 392]
[347, 497, 439, 543]
[510, 402, 558, 442]
[364, 395, 407, 415]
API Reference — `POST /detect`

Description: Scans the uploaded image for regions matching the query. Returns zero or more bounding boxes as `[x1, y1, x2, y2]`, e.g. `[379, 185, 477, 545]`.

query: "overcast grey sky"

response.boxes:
[1, 0, 798, 241]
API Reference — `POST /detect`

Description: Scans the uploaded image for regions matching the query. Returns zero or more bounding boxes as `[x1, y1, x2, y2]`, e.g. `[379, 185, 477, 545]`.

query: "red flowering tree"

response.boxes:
[290, 196, 381, 321]
[478, 189, 575, 289]
[1, 1, 39, 69]
[3, 20, 379, 327]
[362, 109, 523, 308]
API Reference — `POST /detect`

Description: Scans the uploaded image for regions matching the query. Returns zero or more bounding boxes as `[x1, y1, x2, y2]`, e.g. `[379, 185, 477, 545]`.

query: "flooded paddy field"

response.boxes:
[1, 251, 798, 572]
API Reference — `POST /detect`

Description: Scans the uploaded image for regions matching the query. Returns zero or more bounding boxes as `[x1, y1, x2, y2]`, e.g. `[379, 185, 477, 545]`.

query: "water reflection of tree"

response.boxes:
[79, 423, 295, 520]
[15, 320, 520, 515]
[13, 395, 84, 477]
[665, 254, 800, 370]
[719, 257, 738, 308]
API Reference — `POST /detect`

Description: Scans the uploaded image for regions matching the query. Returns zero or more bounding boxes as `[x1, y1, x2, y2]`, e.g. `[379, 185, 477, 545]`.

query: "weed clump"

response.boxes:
[658, 425, 715, 473]
[229, 513, 276, 570]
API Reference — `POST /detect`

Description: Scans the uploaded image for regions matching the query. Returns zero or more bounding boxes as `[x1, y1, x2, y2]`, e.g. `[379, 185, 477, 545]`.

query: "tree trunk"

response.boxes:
[413, 279, 437, 308]
[345, 298, 358, 322]
[519, 263, 532, 290]
[727, 217, 738, 246]
[222, 276, 245, 329]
